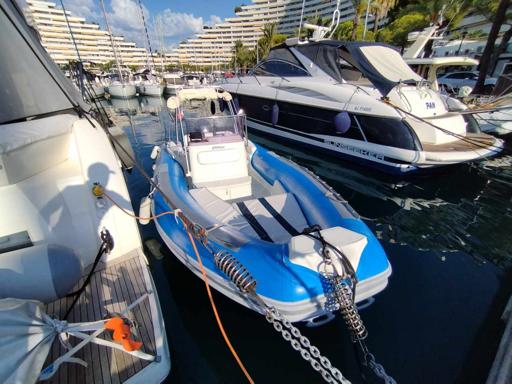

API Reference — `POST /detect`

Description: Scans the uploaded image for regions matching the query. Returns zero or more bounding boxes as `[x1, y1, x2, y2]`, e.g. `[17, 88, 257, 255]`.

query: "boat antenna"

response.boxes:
[99, 0, 124, 83]
[59, 0, 84, 95]
[297, 0, 306, 38]
[137, 0, 156, 72]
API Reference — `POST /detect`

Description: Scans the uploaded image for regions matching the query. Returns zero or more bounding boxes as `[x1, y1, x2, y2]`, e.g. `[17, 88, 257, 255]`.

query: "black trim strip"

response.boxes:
[247, 116, 324, 142]
[236, 202, 273, 242]
[247, 116, 412, 165]
[258, 198, 300, 237]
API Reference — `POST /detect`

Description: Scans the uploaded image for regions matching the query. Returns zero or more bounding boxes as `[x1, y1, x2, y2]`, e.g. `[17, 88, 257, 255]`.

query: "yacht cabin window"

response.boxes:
[252, 59, 310, 77]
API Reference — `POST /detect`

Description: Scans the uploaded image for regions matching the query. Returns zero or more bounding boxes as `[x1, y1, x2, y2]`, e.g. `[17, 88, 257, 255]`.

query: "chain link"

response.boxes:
[366, 353, 397, 384]
[264, 306, 351, 384]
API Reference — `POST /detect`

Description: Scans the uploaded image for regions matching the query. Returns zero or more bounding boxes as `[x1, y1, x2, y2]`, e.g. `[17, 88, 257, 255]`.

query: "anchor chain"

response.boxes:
[263, 305, 350, 384]
[301, 225, 396, 384]
[324, 272, 396, 384]
[213, 250, 350, 384]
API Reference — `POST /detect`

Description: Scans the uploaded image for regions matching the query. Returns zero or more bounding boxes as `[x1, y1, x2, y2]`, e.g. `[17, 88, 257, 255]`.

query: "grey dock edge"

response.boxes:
[486, 294, 512, 384]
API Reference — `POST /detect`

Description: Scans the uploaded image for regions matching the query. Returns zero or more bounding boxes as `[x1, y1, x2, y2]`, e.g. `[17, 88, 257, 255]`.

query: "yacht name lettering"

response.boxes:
[354, 106, 372, 112]
[425, 101, 436, 110]
[326, 141, 384, 160]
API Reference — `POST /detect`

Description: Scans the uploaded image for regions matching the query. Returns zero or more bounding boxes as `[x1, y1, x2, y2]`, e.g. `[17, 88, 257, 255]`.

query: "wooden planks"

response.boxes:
[422, 133, 497, 152]
[43, 255, 156, 384]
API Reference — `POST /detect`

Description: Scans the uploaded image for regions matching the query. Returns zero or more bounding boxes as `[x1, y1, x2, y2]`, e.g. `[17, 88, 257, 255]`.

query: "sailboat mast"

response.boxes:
[99, 0, 123, 83]
[137, 0, 156, 72]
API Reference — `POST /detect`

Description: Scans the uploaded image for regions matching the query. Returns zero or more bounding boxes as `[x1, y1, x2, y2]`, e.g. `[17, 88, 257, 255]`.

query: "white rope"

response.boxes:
[38, 293, 151, 381]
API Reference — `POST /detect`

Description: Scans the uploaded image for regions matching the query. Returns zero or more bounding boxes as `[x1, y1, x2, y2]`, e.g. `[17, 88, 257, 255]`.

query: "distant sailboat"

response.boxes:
[136, 0, 163, 97]
[100, 0, 136, 98]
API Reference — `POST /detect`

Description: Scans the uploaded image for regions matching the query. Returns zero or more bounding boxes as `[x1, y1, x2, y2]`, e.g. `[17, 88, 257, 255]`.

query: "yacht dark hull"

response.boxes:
[234, 93, 422, 175]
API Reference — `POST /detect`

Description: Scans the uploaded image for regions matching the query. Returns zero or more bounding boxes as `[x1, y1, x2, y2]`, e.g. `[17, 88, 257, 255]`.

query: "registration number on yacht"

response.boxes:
[326, 140, 384, 160]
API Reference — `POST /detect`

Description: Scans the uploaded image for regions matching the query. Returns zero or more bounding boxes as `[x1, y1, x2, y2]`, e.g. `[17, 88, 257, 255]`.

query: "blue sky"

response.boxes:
[48, 0, 244, 48]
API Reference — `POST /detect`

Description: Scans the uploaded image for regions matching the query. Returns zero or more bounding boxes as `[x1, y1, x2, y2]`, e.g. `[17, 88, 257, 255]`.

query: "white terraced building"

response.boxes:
[24, 0, 148, 67]
[168, 0, 356, 68]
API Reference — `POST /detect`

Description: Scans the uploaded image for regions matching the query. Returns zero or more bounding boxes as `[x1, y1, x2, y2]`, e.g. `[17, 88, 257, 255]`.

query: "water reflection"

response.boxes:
[250, 131, 512, 268]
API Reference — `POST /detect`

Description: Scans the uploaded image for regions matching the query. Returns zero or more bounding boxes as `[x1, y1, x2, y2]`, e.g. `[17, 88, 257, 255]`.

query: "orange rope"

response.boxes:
[102, 191, 174, 221]
[102, 186, 254, 382]
[185, 229, 255, 384]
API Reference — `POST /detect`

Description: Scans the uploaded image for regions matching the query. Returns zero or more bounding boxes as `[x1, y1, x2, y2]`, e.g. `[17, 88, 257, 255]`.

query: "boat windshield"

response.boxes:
[180, 98, 244, 140]
[183, 115, 245, 142]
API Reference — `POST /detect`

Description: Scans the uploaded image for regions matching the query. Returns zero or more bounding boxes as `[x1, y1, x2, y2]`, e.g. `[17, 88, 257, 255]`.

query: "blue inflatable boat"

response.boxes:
[148, 87, 392, 324]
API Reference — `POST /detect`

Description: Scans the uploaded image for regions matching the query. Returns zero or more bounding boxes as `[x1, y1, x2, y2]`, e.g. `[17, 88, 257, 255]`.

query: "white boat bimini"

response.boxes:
[0, 1, 170, 382]
[148, 87, 392, 324]
[221, 39, 504, 175]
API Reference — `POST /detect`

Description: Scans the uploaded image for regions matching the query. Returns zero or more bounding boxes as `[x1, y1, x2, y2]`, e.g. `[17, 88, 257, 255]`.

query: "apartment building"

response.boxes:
[24, 0, 148, 67]
[168, 0, 356, 67]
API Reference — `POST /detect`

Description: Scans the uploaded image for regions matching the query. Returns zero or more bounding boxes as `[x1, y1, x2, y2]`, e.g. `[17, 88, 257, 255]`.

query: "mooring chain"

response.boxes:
[263, 306, 350, 384]
[323, 274, 396, 384]
[364, 352, 397, 384]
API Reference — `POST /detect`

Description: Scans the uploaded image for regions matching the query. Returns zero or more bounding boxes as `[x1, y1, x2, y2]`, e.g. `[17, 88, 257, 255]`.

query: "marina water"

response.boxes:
[105, 96, 512, 384]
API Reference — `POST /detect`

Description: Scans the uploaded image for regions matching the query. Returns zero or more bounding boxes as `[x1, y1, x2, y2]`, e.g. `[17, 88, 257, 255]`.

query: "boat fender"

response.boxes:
[0, 244, 82, 303]
[272, 103, 279, 126]
[150, 145, 160, 160]
[139, 196, 152, 225]
[334, 111, 351, 134]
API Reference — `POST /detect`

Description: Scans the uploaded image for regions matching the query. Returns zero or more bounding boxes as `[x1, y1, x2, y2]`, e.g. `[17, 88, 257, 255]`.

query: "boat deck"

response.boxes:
[44, 253, 156, 384]
[422, 133, 497, 152]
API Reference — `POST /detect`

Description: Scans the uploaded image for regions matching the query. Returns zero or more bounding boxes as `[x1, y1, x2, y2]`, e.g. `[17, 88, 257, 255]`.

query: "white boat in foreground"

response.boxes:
[0, 2, 170, 382]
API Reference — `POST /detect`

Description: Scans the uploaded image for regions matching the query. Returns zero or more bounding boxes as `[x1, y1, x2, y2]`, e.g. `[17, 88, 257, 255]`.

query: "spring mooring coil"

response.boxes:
[214, 250, 257, 293]
[333, 277, 368, 342]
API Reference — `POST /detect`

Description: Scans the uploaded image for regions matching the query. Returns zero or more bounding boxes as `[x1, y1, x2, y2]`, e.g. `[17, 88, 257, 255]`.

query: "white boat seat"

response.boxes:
[189, 188, 259, 238]
[234, 193, 309, 243]
[0, 113, 77, 186]
[190, 188, 309, 244]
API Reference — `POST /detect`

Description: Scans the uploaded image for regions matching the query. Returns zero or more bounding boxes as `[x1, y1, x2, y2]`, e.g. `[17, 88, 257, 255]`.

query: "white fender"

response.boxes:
[150, 145, 161, 160]
[139, 196, 152, 225]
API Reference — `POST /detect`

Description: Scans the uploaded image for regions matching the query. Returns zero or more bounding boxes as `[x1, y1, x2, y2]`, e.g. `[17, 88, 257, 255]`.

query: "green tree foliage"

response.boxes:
[257, 23, 287, 59]
[333, 20, 376, 41]
[371, 0, 398, 34]
[232, 40, 256, 72]
[396, 0, 473, 27]
[377, 13, 428, 47]
[99, 60, 116, 72]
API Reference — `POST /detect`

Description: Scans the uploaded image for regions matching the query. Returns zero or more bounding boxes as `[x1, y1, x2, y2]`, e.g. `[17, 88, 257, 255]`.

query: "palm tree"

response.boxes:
[257, 23, 287, 59]
[351, 0, 368, 40]
[372, 0, 397, 34]
[259, 23, 277, 58]
[398, 0, 473, 27]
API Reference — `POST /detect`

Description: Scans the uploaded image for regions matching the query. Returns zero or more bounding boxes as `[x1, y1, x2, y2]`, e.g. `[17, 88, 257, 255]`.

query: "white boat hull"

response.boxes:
[107, 84, 136, 98]
[140, 84, 164, 97]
